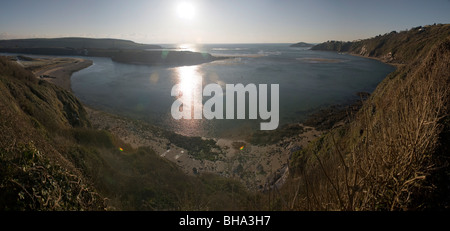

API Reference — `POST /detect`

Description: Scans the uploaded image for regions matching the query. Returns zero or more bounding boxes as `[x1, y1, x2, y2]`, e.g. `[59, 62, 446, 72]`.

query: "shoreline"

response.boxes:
[347, 52, 403, 68]
[315, 49, 403, 69]
[33, 58, 93, 92]
[8, 52, 378, 191]
[7, 53, 354, 191]
[85, 106, 322, 190]
[3, 54, 93, 92]
[13, 53, 355, 190]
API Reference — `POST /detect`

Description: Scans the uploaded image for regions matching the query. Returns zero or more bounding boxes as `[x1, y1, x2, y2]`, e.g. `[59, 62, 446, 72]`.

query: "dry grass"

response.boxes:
[350, 43, 449, 210]
[281, 37, 450, 211]
[1, 56, 254, 211]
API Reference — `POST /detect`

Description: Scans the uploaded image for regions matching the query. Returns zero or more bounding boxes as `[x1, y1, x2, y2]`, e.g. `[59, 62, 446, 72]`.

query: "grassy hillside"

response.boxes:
[280, 24, 450, 210]
[0, 56, 251, 211]
[1, 24, 448, 211]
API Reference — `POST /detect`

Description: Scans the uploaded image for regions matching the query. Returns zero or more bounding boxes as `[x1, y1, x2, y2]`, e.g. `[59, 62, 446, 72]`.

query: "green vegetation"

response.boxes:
[1, 24, 449, 211]
[0, 56, 251, 210]
[0, 142, 104, 210]
[162, 131, 222, 161]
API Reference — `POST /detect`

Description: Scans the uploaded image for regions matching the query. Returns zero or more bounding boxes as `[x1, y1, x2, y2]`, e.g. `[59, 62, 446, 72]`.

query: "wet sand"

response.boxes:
[17, 56, 93, 91]
[15, 54, 323, 190]
[85, 106, 322, 190]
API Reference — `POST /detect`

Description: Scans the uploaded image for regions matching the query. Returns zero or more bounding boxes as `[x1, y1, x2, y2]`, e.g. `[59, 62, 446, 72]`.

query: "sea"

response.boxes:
[69, 44, 395, 138]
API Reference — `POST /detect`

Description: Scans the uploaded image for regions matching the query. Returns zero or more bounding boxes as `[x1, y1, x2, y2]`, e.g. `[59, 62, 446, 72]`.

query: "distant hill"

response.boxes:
[0, 37, 161, 50]
[290, 42, 314, 48]
[0, 37, 223, 66]
[111, 50, 226, 66]
[1, 24, 449, 211]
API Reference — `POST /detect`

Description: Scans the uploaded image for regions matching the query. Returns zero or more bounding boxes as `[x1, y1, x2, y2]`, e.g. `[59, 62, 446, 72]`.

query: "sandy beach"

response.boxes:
[10, 54, 323, 190]
[85, 106, 322, 190]
[14, 56, 93, 91]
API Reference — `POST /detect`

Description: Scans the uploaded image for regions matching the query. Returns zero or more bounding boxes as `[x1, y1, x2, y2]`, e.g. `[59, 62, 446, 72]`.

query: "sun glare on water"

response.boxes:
[177, 2, 195, 20]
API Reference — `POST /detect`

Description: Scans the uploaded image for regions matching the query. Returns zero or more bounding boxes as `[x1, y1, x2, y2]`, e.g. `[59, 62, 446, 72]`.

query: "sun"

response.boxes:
[177, 2, 195, 20]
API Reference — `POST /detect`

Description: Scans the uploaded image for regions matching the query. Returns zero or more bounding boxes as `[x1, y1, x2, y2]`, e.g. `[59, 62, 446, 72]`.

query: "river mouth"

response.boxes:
[71, 44, 395, 138]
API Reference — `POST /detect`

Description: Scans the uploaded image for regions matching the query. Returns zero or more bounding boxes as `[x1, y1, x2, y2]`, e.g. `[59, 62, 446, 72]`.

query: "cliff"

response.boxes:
[0, 57, 249, 210]
[311, 24, 450, 64]
[284, 24, 450, 210]
[2, 24, 449, 211]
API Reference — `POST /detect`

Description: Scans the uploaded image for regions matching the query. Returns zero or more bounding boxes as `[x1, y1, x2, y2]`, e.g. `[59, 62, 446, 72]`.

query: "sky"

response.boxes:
[1, 0, 449, 44]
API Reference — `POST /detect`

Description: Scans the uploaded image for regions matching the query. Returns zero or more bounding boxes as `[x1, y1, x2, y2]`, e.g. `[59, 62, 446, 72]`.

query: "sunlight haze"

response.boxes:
[1, 0, 449, 44]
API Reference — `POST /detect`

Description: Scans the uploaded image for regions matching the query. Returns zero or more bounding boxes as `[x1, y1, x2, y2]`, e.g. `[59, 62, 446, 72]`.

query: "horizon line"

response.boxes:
[0, 37, 321, 45]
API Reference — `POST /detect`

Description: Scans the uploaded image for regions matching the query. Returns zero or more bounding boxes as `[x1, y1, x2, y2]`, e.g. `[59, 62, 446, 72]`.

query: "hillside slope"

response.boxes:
[282, 24, 450, 210]
[312, 24, 450, 64]
[0, 57, 104, 210]
[0, 57, 251, 211]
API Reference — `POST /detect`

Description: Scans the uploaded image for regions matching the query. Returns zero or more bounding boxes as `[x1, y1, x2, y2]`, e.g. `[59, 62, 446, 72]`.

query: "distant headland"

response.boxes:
[0, 37, 224, 66]
[289, 42, 314, 48]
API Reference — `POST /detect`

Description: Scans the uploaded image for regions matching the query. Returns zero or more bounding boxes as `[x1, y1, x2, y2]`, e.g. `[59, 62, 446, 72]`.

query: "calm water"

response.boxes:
[71, 44, 395, 138]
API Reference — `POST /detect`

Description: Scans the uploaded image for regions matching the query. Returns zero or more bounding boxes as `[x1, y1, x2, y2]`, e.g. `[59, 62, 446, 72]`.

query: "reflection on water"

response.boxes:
[177, 44, 198, 52]
[172, 65, 203, 134]
[176, 65, 202, 106]
[71, 45, 395, 138]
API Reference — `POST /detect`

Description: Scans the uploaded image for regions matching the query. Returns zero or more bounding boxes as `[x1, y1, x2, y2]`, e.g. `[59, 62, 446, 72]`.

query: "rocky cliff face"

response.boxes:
[312, 24, 450, 65]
